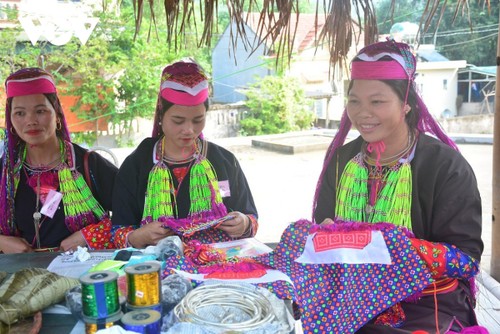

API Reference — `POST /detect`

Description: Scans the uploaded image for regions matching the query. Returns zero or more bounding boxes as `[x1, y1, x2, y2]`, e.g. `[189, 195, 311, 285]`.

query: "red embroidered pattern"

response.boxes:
[81, 217, 114, 249]
[113, 226, 135, 249]
[313, 231, 372, 252]
[410, 238, 447, 278]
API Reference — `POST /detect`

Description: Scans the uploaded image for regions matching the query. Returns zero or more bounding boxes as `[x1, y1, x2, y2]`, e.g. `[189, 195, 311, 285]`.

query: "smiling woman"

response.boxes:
[309, 39, 485, 333]
[0, 67, 118, 253]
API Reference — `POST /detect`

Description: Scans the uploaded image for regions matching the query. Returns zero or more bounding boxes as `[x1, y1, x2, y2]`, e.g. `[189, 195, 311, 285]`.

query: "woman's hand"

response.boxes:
[0, 235, 34, 253]
[217, 212, 250, 238]
[60, 231, 87, 252]
[127, 221, 175, 249]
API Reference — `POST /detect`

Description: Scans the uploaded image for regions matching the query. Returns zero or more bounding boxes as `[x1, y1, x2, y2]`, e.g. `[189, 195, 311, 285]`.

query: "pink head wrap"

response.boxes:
[160, 60, 209, 106]
[6, 74, 57, 98]
[152, 60, 209, 137]
[351, 60, 409, 80]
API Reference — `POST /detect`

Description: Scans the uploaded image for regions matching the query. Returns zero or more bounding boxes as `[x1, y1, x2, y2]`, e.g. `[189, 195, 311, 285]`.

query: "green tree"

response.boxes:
[376, 0, 499, 66]
[425, 1, 499, 66]
[240, 75, 315, 136]
[0, 1, 212, 146]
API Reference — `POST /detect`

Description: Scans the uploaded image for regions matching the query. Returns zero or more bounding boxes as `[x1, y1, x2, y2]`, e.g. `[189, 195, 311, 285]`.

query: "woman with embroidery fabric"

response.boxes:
[0, 67, 118, 253]
[112, 60, 258, 248]
[312, 40, 484, 333]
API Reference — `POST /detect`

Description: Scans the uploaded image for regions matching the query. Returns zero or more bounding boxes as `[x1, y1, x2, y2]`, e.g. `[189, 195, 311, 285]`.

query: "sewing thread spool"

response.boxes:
[80, 270, 120, 319]
[83, 311, 122, 334]
[121, 309, 162, 334]
[125, 262, 161, 307]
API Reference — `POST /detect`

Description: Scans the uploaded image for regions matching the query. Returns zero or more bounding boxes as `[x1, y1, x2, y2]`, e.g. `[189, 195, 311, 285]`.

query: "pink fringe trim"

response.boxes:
[309, 219, 414, 238]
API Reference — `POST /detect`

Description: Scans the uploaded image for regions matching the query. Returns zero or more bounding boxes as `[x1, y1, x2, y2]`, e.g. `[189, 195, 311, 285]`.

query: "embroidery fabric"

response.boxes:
[252, 220, 433, 333]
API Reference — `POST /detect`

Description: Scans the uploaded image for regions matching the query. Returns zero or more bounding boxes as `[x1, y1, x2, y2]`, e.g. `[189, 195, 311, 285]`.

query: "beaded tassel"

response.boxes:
[335, 153, 412, 229]
[58, 167, 105, 232]
[189, 158, 224, 217]
[142, 137, 228, 226]
[335, 155, 368, 222]
[382, 162, 412, 231]
[142, 163, 176, 223]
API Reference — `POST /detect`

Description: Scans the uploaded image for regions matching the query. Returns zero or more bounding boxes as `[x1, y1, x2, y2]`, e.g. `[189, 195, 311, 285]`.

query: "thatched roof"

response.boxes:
[132, 0, 490, 72]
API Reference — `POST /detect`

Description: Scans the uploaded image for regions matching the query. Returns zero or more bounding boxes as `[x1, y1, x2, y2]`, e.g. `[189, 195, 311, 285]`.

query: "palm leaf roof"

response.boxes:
[132, 0, 490, 74]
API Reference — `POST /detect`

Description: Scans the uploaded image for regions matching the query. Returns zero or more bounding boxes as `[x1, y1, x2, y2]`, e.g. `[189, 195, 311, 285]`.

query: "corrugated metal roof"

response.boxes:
[462, 66, 496, 76]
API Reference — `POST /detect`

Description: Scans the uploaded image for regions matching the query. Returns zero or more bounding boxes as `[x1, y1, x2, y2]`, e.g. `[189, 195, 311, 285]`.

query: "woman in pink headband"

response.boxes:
[111, 60, 258, 248]
[308, 40, 484, 332]
[0, 67, 118, 253]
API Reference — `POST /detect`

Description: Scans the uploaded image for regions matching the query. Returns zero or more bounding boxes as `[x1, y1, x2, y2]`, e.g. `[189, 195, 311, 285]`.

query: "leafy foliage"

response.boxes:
[0, 1, 212, 147]
[376, 0, 499, 66]
[240, 75, 315, 136]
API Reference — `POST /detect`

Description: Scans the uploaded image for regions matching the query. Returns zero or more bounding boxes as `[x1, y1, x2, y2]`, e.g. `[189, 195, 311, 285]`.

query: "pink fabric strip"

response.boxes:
[6, 77, 57, 97]
[351, 60, 409, 80]
[161, 87, 208, 106]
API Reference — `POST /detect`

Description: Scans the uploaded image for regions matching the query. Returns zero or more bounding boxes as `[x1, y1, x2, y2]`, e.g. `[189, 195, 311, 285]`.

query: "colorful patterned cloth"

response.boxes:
[162, 252, 296, 302]
[252, 220, 433, 334]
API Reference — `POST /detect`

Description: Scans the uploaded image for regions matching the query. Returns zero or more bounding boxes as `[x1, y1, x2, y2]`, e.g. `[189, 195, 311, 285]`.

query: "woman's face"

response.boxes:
[161, 103, 206, 155]
[10, 94, 58, 148]
[347, 80, 409, 147]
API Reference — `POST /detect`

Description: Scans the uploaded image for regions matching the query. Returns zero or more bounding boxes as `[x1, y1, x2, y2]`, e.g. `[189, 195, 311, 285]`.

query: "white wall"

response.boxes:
[416, 61, 466, 118]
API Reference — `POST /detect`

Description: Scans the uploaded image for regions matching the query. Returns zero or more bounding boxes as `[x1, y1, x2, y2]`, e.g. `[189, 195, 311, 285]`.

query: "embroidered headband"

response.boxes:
[351, 60, 409, 80]
[6, 72, 57, 98]
[160, 60, 209, 106]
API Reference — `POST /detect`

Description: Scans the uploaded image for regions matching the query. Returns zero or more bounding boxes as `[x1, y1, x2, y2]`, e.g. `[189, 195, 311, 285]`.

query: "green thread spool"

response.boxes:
[125, 262, 161, 307]
[83, 310, 123, 334]
[80, 270, 120, 319]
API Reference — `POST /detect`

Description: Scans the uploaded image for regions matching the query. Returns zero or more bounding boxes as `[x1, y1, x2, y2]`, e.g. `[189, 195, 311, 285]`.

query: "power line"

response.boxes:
[422, 27, 498, 38]
[437, 32, 498, 48]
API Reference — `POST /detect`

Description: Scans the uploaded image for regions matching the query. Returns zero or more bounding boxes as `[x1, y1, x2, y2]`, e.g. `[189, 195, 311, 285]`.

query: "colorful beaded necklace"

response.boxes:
[12, 139, 106, 233]
[141, 136, 228, 230]
[335, 133, 416, 229]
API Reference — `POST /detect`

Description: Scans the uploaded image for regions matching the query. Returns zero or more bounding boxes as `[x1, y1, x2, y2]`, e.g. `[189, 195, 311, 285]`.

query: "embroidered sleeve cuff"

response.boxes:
[410, 238, 479, 279]
[80, 217, 114, 250]
[112, 225, 136, 249]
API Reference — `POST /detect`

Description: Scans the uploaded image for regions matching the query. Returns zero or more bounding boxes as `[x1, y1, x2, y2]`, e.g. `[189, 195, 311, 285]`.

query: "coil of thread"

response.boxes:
[173, 282, 276, 330]
[125, 262, 162, 310]
[121, 309, 162, 334]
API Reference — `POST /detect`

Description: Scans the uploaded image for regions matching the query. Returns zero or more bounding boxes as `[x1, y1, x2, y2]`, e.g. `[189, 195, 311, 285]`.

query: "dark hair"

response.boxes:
[347, 79, 419, 131]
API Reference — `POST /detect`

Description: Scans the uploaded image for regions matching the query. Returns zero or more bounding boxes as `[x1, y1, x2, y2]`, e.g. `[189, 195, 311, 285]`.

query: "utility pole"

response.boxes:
[490, 13, 500, 281]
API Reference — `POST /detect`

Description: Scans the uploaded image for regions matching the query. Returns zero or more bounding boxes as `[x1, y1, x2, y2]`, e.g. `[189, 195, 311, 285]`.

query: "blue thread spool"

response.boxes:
[80, 270, 121, 319]
[121, 309, 162, 333]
